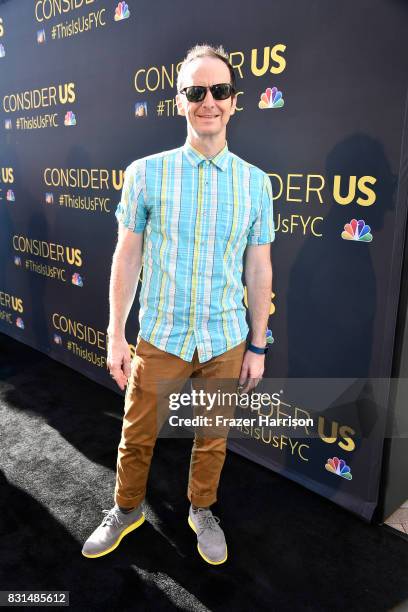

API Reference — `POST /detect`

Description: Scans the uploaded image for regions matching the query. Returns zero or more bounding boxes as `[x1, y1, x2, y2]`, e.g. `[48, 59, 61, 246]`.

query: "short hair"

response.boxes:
[177, 43, 236, 93]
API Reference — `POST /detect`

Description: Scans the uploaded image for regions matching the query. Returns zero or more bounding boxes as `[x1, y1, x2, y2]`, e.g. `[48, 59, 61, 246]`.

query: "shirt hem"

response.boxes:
[138, 331, 248, 363]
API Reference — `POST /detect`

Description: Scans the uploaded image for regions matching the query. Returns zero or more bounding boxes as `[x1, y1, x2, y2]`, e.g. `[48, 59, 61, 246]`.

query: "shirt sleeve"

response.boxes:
[114, 162, 147, 233]
[247, 172, 275, 245]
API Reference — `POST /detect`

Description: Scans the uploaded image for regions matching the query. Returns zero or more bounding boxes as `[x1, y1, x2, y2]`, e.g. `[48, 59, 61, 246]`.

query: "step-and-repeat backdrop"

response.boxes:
[1, 1, 407, 520]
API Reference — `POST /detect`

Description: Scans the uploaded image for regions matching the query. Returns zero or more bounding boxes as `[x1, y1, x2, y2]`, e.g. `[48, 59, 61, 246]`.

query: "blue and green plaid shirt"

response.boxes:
[115, 139, 275, 363]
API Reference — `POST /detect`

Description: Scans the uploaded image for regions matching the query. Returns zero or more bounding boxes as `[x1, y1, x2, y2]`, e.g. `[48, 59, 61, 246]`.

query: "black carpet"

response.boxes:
[1, 333, 408, 612]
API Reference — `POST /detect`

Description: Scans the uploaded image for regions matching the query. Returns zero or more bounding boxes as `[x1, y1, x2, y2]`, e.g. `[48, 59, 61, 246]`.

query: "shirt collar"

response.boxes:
[182, 139, 229, 172]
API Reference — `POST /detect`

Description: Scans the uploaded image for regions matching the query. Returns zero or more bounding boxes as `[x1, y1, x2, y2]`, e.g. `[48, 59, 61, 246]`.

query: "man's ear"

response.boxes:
[230, 94, 237, 116]
[175, 93, 186, 116]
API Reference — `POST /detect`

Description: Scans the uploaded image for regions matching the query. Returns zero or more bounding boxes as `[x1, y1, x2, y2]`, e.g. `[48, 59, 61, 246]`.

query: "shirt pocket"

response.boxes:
[212, 202, 234, 241]
[217, 202, 251, 246]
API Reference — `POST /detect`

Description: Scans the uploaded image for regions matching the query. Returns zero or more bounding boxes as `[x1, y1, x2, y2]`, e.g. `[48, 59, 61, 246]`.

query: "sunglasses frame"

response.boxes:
[179, 82, 236, 103]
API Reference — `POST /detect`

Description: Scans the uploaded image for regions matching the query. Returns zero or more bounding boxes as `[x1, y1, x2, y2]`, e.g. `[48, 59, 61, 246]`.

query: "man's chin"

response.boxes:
[193, 127, 223, 138]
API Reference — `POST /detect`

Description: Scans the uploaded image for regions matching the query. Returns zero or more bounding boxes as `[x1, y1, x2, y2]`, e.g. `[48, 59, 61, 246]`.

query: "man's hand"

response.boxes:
[107, 333, 132, 391]
[238, 350, 265, 394]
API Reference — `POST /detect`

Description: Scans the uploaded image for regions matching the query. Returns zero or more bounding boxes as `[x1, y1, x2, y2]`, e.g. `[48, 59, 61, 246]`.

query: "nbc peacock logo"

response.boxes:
[114, 1, 130, 21]
[325, 457, 352, 480]
[37, 29, 46, 44]
[266, 329, 274, 344]
[341, 219, 372, 242]
[6, 190, 15, 202]
[64, 111, 76, 126]
[258, 87, 284, 109]
[72, 273, 83, 287]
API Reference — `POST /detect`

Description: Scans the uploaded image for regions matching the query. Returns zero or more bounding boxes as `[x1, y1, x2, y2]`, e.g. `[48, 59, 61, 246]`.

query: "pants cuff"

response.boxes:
[115, 491, 145, 508]
[187, 487, 217, 507]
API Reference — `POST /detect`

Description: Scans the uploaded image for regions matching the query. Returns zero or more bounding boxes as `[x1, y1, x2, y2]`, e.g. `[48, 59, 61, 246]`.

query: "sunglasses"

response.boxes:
[179, 83, 235, 103]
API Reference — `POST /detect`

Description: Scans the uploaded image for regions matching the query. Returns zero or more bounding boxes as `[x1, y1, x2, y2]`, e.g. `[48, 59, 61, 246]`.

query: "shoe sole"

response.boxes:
[188, 515, 228, 565]
[82, 513, 145, 558]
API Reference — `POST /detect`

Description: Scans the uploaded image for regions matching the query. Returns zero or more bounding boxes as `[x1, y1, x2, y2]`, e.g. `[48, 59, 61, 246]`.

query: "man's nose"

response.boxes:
[201, 88, 215, 106]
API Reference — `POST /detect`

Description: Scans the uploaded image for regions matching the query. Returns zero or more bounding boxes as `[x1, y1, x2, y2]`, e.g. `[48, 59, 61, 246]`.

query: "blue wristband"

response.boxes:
[248, 342, 268, 355]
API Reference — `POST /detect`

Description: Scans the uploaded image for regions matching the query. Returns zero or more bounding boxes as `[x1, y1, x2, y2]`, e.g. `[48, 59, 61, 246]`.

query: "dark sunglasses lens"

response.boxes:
[211, 84, 232, 99]
[186, 86, 206, 102]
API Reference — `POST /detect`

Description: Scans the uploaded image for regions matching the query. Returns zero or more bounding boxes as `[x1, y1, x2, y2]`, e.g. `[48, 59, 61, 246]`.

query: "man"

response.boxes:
[82, 44, 274, 565]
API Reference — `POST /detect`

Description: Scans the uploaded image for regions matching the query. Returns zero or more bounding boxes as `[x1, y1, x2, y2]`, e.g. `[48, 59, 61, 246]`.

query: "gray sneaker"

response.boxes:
[188, 505, 228, 565]
[82, 503, 145, 558]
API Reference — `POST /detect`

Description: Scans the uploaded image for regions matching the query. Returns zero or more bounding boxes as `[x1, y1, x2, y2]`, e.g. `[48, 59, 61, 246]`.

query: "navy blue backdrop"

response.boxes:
[1, 0, 408, 520]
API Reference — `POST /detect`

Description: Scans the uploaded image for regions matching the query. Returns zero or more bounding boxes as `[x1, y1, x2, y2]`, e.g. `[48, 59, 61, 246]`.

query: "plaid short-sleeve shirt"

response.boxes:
[115, 139, 275, 363]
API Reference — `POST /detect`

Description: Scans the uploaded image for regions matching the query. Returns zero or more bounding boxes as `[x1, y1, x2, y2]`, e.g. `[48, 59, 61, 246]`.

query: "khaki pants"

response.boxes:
[114, 336, 246, 508]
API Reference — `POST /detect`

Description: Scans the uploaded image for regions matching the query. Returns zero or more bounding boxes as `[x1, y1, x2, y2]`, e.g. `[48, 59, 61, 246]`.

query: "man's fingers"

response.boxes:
[111, 371, 127, 391]
[240, 378, 253, 394]
[122, 358, 131, 379]
[110, 363, 130, 390]
[240, 377, 261, 395]
[239, 364, 248, 386]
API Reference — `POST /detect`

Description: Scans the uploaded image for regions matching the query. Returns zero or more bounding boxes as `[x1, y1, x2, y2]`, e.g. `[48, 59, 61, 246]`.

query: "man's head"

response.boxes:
[176, 44, 237, 143]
